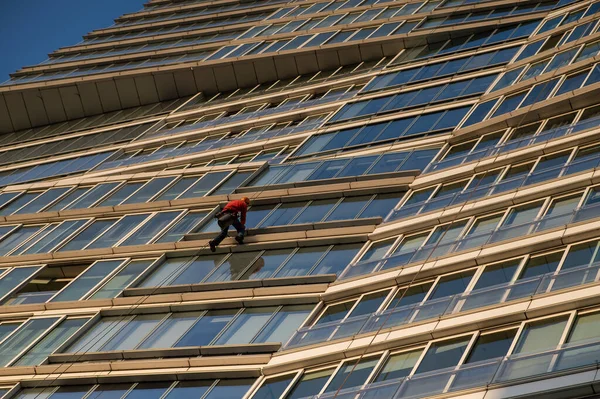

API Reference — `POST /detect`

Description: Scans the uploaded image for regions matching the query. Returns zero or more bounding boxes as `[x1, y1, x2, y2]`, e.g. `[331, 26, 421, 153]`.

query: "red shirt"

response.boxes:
[223, 199, 248, 225]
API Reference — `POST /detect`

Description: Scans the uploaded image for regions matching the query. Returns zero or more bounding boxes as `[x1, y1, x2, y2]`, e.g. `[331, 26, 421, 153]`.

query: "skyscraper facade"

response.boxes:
[0, 0, 598, 397]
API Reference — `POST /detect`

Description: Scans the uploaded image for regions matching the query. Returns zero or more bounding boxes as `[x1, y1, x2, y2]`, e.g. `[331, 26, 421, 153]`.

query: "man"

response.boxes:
[209, 196, 250, 252]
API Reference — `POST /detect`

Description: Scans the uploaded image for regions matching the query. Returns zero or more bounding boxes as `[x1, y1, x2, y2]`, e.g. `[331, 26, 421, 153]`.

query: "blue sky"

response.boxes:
[0, 0, 147, 81]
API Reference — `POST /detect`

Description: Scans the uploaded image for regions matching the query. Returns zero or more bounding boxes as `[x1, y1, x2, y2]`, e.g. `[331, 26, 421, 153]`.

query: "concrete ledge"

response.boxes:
[235, 170, 418, 194]
[48, 342, 281, 363]
[123, 274, 336, 296]
[184, 217, 382, 241]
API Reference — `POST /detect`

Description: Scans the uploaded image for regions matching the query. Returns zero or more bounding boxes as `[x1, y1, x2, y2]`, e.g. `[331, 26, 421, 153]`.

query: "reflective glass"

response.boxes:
[51, 260, 124, 302]
[86, 214, 150, 249]
[119, 211, 182, 247]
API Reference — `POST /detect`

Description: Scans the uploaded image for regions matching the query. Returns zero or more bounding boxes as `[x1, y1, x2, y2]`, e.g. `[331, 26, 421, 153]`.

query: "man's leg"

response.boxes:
[209, 226, 229, 251]
[232, 219, 246, 244]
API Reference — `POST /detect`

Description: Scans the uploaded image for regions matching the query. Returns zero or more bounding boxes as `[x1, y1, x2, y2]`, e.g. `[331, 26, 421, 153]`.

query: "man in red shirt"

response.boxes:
[209, 197, 250, 252]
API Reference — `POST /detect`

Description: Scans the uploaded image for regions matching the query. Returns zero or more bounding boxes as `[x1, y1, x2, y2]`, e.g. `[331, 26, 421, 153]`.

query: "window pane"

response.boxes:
[205, 251, 261, 282]
[65, 183, 121, 210]
[86, 384, 132, 399]
[251, 375, 295, 399]
[287, 369, 334, 399]
[253, 305, 313, 343]
[120, 211, 182, 247]
[415, 337, 471, 374]
[163, 381, 212, 399]
[376, 350, 422, 381]
[138, 311, 202, 349]
[138, 257, 195, 287]
[0, 266, 42, 302]
[14, 318, 89, 366]
[359, 194, 402, 219]
[204, 379, 253, 399]
[101, 314, 164, 351]
[0, 317, 59, 366]
[89, 259, 155, 299]
[20, 219, 88, 254]
[121, 382, 171, 399]
[325, 196, 371, 221]
[51, 260, 125, 302]
[465, 330, 516, 363]
[293, 199, 338, 224]
[177, 172, 230, 198]
[175, 309, 238, 347]
[311, 243, 362, 275]
[260, 203, 307, 227]
[120, 177, 178, 205]
[155, 176, 201, 202]
[170, 255, 226, 285]
[325, 357, 379, 392]
[0, 226, 44, 256]
[513, 317, 568, 354]
[87, 214, 150, 249]
[155, 212, 208, 243]
[58, 220, 115, 251]
[96, 182, 145, 207]
[14, 187, 71, 214]
[214, 307, 278, 345]
[274, 246, 329, 277]
[65, 317, 129, 353]
[241, 249, 294, 280]
[212, 171, 253, 195]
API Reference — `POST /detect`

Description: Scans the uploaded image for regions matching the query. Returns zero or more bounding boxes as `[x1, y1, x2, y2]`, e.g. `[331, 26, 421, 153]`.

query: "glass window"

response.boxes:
[101, 314, 165, 351]
[253, 305, 313, 343]
[155, 176, 201, 201]
[177, 172, 231, 198]
[0, 317, 59, 366]
[19, 219, 88, 255]
[13, 318, 88, 366]
[260, 203, 307, 227]
[561, 240, 600, 270]
[274, 246, 329, 278]
[252, 375, 295, 399]
[66, 182, 121, 210]
[0, 192, 40, 216]
[87, 214, 151, 249]
[212, 171, 254, 195]
[0, 225, 44, 256]
[415, 336, 471, 374]
[241, 249, 294, 280]
[465, 330, 516, 363]
[205, 251, 260, 282]
[14, 187, 71, 214]
[325, 357, 379, 392]
[325, 196, 371, 221]
[0, 266, 42, 302]
[513, 316, 568, 354]
[120, 177, 177, 205]
[89, 259, 155, 299]
[175, 309, 238, 347]
[375, 350, 422, 382]
[119, 211, 182, 247]
[163, 381, 212, 399]
[204, 379, 253, 399]
[293, 199, 338, 224]
[214, 307, 277, 345]
[168, 255, 226, 286]
[51, 260, 125, 302]
[287, 369, 334, 399]
[139, 311, 202, 349]
[155, 211, 208, 243]
[311, 243, 362, 275]
[96, 182, 145, 207]
[58, 219, 115, 252]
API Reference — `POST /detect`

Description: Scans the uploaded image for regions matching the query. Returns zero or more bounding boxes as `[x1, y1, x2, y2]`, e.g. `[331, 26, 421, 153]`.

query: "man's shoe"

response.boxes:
[235, 236, 244, 245]
[209, 241, 216, 252]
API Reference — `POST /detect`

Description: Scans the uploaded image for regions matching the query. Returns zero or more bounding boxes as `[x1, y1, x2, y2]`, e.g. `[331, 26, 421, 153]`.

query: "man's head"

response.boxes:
[241, 196, 250, 205]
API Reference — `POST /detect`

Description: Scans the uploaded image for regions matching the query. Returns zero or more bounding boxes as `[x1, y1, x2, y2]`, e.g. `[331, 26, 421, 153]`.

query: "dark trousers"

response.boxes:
[211, 214, 245, 246]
